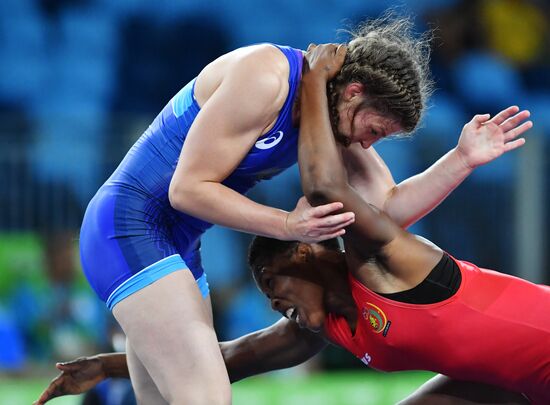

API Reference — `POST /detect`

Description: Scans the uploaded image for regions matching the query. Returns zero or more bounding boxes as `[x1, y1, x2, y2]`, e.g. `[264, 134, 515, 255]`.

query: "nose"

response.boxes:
[360, 140, 371, 149]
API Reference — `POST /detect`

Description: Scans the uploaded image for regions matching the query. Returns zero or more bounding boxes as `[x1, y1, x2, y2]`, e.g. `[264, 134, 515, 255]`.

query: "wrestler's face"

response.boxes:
[255, 252, 327, 333]
[335, 84, 403, 148]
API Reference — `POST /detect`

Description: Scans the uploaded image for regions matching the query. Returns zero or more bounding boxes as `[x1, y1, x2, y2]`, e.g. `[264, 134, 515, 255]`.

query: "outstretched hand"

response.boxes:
[285, 196, 354, 243]
[456, 106, 532, 169]
[34, 357, 107, 404]
[304, 43, 347, 82]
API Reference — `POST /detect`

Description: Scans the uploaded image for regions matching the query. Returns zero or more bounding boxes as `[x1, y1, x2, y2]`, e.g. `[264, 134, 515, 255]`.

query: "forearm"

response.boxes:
[221, 319, 326, 383]
[299, 75, 395, 246]
[170, 181, 289, 240]
[384, 147, 472, 228]
[98, 353, 130, 379]
[299, 76, 348, 202]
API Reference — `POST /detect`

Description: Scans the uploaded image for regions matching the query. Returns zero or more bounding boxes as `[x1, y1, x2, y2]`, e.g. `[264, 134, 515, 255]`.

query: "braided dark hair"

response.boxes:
[329, 15, 433, 136]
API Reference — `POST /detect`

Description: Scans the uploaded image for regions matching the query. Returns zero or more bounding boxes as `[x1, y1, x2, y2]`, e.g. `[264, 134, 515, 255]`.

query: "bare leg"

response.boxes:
[398, 374, 529, 405]
[113, 270, 231, 405]
[204, 293, 214, 328]
[126, 340, 167, 404]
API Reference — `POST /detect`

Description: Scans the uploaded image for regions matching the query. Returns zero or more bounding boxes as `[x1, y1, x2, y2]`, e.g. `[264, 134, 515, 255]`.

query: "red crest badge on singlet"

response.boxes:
[363, 302, 391, 337]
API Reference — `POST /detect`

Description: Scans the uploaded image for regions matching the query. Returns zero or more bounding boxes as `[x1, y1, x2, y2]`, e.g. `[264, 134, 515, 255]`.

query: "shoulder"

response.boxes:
[236, 44, 293, 77]
[228, 44, 293, 101]
[197, 44, 294, 108]
[365, 146, 388, 167]
[343, 144, 386, 172]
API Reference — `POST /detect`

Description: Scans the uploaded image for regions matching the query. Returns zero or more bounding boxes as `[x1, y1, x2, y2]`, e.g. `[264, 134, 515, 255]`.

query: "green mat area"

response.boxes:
[0, 371, 434, 405]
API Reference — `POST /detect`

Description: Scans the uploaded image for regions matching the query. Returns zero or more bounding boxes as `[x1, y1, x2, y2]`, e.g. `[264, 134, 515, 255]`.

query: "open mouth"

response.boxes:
[285, 307, 300, 323]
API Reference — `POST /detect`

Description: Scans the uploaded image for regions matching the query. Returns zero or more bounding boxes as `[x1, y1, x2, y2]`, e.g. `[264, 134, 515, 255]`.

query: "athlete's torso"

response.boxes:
[101, 44, 303, 245]
[324, 259, 550, 402]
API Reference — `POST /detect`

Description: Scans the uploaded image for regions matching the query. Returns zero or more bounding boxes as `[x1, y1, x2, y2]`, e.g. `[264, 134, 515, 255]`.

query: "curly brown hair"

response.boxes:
[329, 15, 433, 139]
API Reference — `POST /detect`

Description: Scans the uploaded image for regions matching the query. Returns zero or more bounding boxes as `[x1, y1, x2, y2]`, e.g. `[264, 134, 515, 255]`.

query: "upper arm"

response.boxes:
[343, 147, 403, 252]
[321, 183, 401, 256]
[169, 48, 289, 197]
[344, 145, 397, 208]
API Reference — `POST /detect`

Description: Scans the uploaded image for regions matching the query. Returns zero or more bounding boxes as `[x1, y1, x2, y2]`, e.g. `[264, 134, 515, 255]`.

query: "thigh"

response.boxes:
[80, 186, 206, 307]
[113, 270, 231, 404]
[398, 374, 529, 405]
[204, 293, 214, 328]
[126, 340, 167, 405]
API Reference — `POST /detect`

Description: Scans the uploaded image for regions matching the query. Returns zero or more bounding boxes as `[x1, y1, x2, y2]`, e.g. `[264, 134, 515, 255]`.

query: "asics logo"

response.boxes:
[255, 131, 284, 150]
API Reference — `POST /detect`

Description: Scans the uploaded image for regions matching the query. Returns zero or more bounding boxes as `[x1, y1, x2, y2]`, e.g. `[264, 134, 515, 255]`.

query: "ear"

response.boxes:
[342, 83, 365, 102]
[295, 243, 314, 264]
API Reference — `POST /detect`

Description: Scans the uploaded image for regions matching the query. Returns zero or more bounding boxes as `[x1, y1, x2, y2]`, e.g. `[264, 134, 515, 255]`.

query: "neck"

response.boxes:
[320, 257, 357, 329]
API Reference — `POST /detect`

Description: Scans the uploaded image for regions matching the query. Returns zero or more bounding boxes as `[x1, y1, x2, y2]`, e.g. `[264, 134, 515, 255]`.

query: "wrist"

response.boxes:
[301, 72, 329, 88]
[99, 353, 129, 378]
[451, 147, 475, 172]
[281, 211, 293, 241]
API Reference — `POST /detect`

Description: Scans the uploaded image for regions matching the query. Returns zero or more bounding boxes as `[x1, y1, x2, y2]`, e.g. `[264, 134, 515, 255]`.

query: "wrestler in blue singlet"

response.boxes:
[79, 45, 303, 310]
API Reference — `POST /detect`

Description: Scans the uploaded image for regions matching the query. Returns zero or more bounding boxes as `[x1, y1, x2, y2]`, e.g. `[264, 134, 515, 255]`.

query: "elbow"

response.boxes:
[303, 179, 343, 207]
[168, 179, 192, 212]
[300, 161, 348, 206]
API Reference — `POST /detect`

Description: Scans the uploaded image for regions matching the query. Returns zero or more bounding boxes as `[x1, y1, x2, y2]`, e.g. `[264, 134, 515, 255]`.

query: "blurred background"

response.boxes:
[0, 0, 548, 404]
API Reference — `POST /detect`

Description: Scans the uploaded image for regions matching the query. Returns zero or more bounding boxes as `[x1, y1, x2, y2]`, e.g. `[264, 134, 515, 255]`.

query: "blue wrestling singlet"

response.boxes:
[79, 44, 303, 310]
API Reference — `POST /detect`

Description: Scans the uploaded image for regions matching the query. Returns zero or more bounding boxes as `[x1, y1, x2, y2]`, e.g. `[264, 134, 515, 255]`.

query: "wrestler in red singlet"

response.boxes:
[325, 258, 550, 404]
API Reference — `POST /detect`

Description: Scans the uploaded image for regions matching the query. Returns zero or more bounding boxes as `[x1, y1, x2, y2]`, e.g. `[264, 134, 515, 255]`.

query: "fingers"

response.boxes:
[503, 137, 526, 152]
[473, 114, 491, 125]
[310, 201, 345, 217]
[315, 229, 347, 241]
[310, 220, 354, 238]
[335, 43, 347, 65]
[311, 211, 355, 234]
[290, 199, 355, 242]
[489, 105, 520, 125]
[56, 362, 81, 371]
[34, 380, 60, 404]
[500, 110, 531, 135]
[485, 106, 531, 137]
[504, 119, 533, 141]
[306, 212, 355, 242]
[317, 212, 355, 228]
[317, 213, 355, 229]
[310, 43, 345, 59]
[308, 202, 355, 226]
[309, 43, 343, 52]
[305, 43, 346, 72]
[324, 43, 346, 58]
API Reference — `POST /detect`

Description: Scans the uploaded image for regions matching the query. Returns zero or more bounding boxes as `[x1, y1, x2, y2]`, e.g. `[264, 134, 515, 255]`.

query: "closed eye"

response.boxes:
[262, 275, 274, 293]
